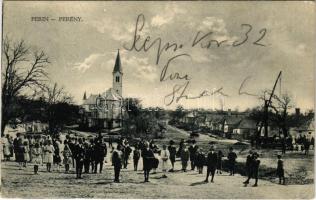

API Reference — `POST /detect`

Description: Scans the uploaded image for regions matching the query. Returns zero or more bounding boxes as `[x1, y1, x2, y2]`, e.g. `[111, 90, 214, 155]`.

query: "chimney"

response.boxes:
[295, 108, 300, 116]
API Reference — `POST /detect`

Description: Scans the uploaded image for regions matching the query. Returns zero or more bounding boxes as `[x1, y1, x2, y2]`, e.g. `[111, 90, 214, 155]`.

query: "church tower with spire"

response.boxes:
[112, 50, 123, 96]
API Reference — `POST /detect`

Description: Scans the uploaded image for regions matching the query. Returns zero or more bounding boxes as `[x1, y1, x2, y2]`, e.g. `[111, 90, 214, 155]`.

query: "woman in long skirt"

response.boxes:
[23, 141, 30, 167]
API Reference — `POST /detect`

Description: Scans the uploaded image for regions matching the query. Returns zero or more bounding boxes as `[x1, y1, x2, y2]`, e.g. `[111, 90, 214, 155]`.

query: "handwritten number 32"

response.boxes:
[233, 24, 267, 47]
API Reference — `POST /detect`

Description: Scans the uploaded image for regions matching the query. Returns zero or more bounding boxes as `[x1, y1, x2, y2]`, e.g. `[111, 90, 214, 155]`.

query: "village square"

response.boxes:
[1, 1, 315, 199]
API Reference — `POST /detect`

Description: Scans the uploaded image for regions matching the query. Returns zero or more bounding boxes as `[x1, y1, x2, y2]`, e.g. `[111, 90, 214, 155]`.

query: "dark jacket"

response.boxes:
[188, 145, 199, 161]
[168, 145, 177, 160]
[94, 142, 107, 161]
[112, 150, 122, 168]
[227, 152, 237, 162]
[180, 149, 190, 162]
[142, 148, 155, 170]
[133, 149, 140, 160]
[206, 151, 218, 168]
[196, 152, 205, 167]
[74, 144, 85, 162]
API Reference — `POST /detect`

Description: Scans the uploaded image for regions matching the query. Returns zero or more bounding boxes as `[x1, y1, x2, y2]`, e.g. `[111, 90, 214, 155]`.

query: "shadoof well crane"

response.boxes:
[256, 71, 282, 144]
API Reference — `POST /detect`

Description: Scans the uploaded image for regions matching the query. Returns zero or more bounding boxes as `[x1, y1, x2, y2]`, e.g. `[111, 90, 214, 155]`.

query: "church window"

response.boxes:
[116, 76, 120, 82]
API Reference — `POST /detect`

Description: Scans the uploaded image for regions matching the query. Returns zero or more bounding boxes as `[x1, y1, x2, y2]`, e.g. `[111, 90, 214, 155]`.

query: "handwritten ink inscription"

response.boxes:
[124, 14, 267, 106]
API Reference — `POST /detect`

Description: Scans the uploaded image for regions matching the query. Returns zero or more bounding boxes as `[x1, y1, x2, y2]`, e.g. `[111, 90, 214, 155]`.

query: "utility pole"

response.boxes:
[256, 71, 282, 146]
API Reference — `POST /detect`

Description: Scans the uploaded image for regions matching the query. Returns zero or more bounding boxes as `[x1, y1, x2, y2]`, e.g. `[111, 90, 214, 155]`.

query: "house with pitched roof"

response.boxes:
[232, 118, 258, 139]
[80, 50, 124, 130]
[289, 117, 315, 141]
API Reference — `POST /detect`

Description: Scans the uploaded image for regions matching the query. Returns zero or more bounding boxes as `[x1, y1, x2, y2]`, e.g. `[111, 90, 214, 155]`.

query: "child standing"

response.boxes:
[196, 149, 205, 174]
[63, 142, 72, 173]
[160, 144, 170, 178]
[277, 154, 285, 185]
[32, 143, 42, 174]
[43, 140, 54, 172]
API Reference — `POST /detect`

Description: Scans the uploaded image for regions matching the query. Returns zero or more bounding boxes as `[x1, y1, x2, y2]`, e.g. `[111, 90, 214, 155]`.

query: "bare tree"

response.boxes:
[40, 83, 74, 134]
[42, 82, 73, 105]
[258, 90, 294, 138]
[2, 37, 49, 135]
[270, 92, 294, 137]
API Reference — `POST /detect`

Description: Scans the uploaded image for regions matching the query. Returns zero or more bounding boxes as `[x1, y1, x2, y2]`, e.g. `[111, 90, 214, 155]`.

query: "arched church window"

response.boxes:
[116, 76, 120, 82]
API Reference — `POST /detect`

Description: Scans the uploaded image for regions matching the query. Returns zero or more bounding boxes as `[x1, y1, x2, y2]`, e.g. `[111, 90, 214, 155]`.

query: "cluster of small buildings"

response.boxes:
[176, 108, 314, 141]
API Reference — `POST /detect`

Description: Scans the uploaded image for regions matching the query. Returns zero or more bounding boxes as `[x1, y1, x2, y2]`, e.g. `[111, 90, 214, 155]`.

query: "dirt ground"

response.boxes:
[1, 158, 314, 199]
[1, 126, 314, 198]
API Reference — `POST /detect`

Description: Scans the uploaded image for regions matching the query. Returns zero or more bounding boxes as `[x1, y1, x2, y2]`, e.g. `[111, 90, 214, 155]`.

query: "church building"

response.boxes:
[80, 50, 124, 130]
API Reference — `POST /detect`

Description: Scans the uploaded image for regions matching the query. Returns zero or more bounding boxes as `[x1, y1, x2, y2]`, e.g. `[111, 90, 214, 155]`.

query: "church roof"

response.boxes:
[103, 88, 122, 101]
[113, 50, 123, 74]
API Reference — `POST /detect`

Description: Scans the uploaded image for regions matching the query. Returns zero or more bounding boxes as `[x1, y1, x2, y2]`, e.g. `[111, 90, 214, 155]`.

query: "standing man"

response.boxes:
[168, 140, 177, 172]
[142, 142, 155, 182]
[177, 139, 185, 157]
[216, 150, 224, 174]
[227, 147, 237, 176]
[133, 146, 141, 171]
[188, 140, 198, 171]
[180, 144, 190, 172]
[112, 145, 123, 183]
[205, 146, 217, 183]
[75, 138, 85, 179]
[123, 143, 132, 169]
[94, 139, 107, 173]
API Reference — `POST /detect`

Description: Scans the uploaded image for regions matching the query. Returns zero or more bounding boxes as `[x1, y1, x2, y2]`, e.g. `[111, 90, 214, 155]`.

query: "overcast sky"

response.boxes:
[3, 1, 315, 111]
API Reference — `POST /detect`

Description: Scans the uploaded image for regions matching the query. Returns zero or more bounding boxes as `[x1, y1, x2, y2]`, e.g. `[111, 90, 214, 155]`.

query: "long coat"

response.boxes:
[142, 148, 155, 171]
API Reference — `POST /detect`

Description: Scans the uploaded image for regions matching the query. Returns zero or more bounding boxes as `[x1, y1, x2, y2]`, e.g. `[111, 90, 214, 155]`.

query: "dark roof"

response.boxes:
[295, 118, 315, 131]
[236, 118, 257, 129]
[224, 116, 243, 125]
[113, 50, 123, 73]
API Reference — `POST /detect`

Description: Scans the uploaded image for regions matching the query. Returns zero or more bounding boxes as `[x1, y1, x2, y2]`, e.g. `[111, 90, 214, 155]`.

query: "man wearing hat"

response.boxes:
[168, 140, 177, 172]
[204, 145, 218, 183]
[188, 140, 199, 171]
[243, 151, 260, 187]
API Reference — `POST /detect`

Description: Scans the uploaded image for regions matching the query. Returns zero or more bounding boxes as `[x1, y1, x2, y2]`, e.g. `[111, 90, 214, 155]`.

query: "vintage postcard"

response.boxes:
[1, 1, 315, 199]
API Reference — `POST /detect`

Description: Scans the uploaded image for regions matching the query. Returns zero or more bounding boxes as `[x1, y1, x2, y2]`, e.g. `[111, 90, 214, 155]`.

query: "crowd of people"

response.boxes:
[2, 132, 287, 186]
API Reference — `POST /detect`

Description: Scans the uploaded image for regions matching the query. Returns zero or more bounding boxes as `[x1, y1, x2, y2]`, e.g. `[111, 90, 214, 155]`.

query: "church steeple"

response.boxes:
[112, 50, 123, 96]
[113, 49, 123, 74]
[83, 91, 87, 100]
